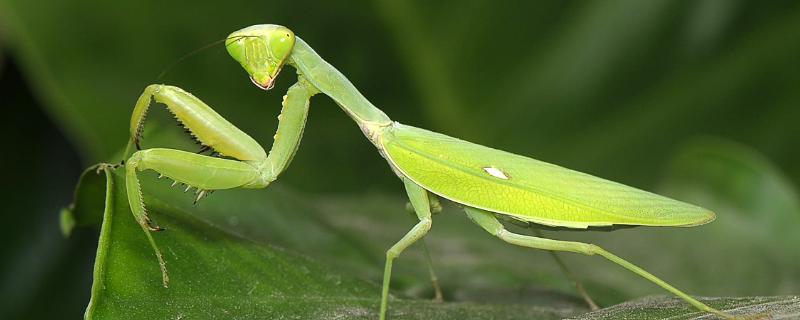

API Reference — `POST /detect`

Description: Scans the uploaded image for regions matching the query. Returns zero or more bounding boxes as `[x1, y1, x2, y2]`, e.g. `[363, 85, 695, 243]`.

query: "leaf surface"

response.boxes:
[570, 295, 800, 320]
[66, 166, 585, 319]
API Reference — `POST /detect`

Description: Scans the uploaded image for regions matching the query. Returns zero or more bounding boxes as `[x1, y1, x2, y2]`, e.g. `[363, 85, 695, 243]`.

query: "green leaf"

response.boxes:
[65, 164, 800, 319]
[61, 166, 108, 236]
[570, 295, 800, 320]
[66, 165, 586, 319]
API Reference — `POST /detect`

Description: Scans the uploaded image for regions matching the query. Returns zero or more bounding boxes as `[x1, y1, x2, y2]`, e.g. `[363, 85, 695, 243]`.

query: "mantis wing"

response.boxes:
[380, 123, 714, 229]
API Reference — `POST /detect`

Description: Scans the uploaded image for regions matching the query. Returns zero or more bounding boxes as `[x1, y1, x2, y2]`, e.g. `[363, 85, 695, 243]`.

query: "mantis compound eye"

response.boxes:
[226, 24, 295, 90]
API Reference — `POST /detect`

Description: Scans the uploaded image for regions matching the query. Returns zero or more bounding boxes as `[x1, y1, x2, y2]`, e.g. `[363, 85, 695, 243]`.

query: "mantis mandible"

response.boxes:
[122, 24, 737, 319]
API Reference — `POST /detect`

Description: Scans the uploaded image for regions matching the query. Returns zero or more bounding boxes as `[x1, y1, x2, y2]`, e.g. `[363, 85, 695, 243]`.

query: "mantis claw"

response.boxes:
[95, 162, 122, 174]
[142, 215, 164, 231]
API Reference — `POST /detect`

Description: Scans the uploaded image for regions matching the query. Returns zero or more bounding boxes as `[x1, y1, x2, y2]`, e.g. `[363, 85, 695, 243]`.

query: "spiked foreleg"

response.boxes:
[130, 84, 266, 161]
[124, 148, 266, 287]
[123, 79, 316, 287]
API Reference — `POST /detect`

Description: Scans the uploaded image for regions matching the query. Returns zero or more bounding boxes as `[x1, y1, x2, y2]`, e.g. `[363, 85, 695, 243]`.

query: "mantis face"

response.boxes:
[226, 24, 295, 90]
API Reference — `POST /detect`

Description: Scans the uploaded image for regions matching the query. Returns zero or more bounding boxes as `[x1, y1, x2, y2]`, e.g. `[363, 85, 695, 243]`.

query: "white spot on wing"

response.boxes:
[482, 166, 509, 180]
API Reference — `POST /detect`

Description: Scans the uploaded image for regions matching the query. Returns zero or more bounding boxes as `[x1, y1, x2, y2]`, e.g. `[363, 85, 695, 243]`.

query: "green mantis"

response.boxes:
[123, 24, 738, 319]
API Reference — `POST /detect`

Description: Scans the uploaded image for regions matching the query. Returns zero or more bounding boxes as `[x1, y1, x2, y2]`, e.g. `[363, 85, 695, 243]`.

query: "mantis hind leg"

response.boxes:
[404, 194, 444, 303]
[463, 206, 736, 320]
[380, 178, 433, 320]
[500, 215, 598, 309]
[125, 148, 264, 287]
[531, 228, 599, 310]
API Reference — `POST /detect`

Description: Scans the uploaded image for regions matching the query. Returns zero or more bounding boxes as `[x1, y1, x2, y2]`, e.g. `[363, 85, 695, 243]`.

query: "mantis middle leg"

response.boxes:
[380, 178, 433, 320]
[463, 207, 735, 319]
[405, 195, 444, 303]
[531, 228, 599, 310]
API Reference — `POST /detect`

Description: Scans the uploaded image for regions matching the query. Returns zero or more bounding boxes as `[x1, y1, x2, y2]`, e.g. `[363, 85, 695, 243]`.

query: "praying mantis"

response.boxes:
[122, 24, 739, 319]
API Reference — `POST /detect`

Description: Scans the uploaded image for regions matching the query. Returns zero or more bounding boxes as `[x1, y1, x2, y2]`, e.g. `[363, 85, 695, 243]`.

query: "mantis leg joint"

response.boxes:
[386, 217, 431, 259]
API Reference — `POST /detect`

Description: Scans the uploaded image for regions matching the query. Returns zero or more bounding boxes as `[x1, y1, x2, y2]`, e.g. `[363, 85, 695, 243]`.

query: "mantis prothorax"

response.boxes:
[123, 24, 737, 319]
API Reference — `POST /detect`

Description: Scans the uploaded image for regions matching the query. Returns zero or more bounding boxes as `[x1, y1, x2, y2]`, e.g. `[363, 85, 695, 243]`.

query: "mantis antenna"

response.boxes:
[155, 35, 259, 80]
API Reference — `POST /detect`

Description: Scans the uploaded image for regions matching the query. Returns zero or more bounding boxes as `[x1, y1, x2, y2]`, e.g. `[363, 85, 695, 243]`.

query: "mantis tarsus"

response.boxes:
[122, 24, 740, 319]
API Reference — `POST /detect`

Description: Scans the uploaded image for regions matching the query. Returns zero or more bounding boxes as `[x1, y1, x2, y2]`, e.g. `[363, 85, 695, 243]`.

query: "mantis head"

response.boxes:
[226, 24, 295, 90]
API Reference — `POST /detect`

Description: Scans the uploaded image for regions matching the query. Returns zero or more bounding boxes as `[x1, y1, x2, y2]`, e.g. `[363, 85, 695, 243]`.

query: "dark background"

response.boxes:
[1, 1, 798, 318]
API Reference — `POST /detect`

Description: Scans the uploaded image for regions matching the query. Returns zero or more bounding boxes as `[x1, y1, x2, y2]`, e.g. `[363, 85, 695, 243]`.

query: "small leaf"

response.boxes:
[60, 165, 109, 235]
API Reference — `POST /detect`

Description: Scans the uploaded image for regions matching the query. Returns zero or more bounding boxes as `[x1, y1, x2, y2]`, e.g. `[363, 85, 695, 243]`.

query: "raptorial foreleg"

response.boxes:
[125, 148, 264, 287]
[129, 84, 266, 161]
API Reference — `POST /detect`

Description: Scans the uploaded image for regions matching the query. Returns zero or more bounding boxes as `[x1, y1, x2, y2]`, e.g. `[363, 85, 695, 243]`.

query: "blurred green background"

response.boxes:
[1, 0, 798, 319]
